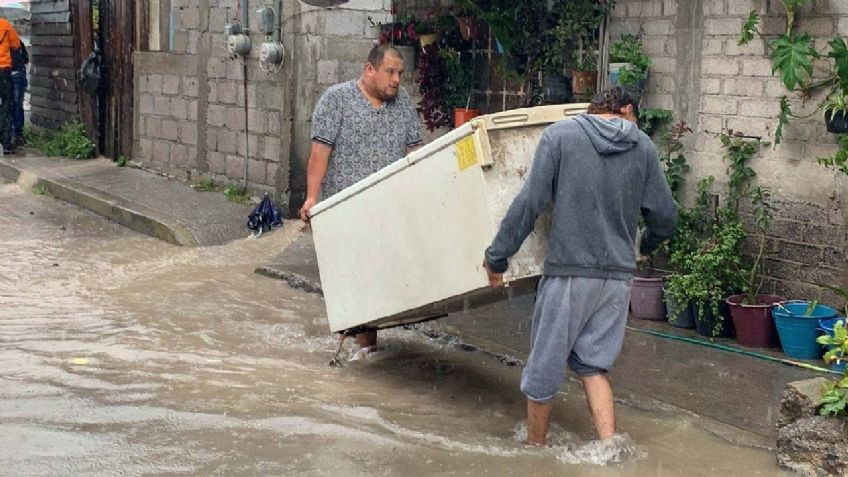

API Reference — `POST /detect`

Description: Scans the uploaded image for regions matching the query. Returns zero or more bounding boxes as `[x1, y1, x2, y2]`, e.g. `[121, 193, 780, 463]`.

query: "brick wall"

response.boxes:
[611, 0, 848, 302]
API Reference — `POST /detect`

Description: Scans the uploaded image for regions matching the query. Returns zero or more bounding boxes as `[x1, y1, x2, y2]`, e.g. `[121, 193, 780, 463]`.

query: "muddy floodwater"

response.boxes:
[0, 181, 790, 476]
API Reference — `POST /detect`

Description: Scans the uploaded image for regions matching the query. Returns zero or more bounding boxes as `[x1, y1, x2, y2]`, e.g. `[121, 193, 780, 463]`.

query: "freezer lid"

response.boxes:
[309, 103, 590, 217]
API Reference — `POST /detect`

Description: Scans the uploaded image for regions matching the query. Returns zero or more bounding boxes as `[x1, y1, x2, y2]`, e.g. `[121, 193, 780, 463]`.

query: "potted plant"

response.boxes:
[415, 11, 441, 49]
[371, 13, 419, 73]
[440, 48, 478, 128]
[454, 4, 478, 42]
[715, 131, 786, 347]
[549, 0, 609, 97]
[609, 34, 651, 99]
[823, 93, 848, 134]
[739, 1, 848, 145]
[630, 255, 666, 321]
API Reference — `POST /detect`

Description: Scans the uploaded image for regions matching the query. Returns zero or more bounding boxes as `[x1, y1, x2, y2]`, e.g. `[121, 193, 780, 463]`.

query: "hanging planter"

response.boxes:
[456, 16, 477, 41]
[419, 33, 441, 49]
[571, 70, 597, 97]
[825, 109, 848, 134]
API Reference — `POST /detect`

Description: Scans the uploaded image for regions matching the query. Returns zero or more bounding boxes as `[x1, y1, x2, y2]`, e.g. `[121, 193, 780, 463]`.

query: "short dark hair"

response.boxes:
[367, 44, 403, 70]
[587, 86, 639, 118]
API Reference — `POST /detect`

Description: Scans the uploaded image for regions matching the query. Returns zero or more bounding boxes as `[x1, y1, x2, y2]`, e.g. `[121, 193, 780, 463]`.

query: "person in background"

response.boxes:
[299, 44, 422, 353]
[483, 87, 678, 446]
[0, 17, 21, 154]
[10, 40, 27, 147]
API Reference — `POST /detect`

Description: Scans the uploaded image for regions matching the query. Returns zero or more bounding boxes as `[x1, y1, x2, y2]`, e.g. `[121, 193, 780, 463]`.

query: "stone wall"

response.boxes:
[610, 0, 848, 302]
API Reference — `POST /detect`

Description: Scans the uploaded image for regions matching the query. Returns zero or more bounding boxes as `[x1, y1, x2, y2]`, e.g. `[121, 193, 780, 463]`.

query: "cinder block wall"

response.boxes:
[611, 0, 848, 301]
[133, 0, 448, 215]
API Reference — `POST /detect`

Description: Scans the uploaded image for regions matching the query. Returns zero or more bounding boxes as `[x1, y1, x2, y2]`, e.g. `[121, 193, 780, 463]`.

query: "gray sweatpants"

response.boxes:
[520, 276, 631, 402]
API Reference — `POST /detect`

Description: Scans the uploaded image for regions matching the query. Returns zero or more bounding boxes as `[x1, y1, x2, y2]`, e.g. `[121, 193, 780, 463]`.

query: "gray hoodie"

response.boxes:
[485, 113, 678, 280]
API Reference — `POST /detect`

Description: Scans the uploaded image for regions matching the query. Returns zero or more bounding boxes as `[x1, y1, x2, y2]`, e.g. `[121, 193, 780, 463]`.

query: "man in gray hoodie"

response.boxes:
[483, 87, 677, 445]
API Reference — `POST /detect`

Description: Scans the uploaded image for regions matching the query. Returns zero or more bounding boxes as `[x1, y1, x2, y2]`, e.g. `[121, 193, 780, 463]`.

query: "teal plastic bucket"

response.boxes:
[773, 301, 838, 359]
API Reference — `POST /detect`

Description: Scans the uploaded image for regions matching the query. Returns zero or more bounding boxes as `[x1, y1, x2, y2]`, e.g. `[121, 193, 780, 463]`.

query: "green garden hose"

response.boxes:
[626, 325, 844, 376]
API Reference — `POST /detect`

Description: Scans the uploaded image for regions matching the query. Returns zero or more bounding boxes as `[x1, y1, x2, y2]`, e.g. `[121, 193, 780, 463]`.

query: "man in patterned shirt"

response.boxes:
[299, 44, 423, 351]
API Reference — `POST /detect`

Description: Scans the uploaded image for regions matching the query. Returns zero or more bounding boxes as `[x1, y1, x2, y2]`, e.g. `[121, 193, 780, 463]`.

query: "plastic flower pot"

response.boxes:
[664, 289, 695, 329]
[694, 301, 735, 338]
[570, 70, 597, 97]
[825, 109, 848, 134]
[630, 275, 665, 321]
[726, 294, 784, 348]
[456, 17, 477, 41]
[419, 33, 441, 50]
[453, 108, 480, 128]
[772, 301, 838, 360]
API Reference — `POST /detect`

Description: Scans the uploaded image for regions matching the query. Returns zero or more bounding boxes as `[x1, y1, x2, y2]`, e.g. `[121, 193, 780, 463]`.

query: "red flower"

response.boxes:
[393, 24, 402, 40]
[390, 2, 397, 15]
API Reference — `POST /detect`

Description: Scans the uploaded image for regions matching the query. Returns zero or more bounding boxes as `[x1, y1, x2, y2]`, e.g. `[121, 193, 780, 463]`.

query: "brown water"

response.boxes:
[0, 181, 790, 476]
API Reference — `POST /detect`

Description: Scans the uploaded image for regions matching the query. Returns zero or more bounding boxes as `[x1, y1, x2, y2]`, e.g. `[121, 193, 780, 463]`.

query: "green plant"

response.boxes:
[818, 318, 848, 417]
[32, 183, 50, 196]
[659, 120, 693, 202]
[739, 1, 848, 146]
[116, 156, 128, 167]
[223, 185, 251, 205]
[823, 93, 848, 115]
[193, 178, 219, 192]
[440, 47, 475, 111]
[28, 122, 96, 160]
[609, 34, 651, 88]
[719, 131, 775, 305]
[817, 134, 848, 175]
[638, 108, 673, 136]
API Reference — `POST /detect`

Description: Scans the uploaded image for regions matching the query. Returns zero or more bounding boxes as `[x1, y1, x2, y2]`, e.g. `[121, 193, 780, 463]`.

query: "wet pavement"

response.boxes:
[1, 180, 791, 476]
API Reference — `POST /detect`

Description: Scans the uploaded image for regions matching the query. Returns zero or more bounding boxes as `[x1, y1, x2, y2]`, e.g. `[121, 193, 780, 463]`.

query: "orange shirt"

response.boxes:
[0, 18, 21, 69]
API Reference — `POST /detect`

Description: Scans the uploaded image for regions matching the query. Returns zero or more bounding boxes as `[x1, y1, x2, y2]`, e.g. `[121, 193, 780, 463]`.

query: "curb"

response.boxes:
[0, 159, 199, 246]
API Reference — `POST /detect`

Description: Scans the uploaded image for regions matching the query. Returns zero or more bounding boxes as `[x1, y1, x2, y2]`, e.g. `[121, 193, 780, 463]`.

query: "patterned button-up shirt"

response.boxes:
[311, 80, 423, 197]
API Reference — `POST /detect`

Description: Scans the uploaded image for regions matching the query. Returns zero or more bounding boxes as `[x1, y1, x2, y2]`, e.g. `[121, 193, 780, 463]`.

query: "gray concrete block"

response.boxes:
[170, 97, 189, 120]
[140, 94, 155, 114]
[701, 95, 739, 115]
[263, 136, 280, 161]
[187, 100, 199, 121]
[225, 155, 243, 179]
[153, 140, 171, 162]
[218, 129, 238, 154]
[181, 121, 198, 145]
[161, 119, 180, 141]
[171, 143, 189, 165]
[317, 60, 339, 84]
[247, 109, 265, 133]
[248, 134, 262, 158]
[206, 128, 218, 151]
[154, 95, 172, 116]
[208, 151, 225, 174]
[146, 117, 162, 138]
[148, 74, 163, 93]
[226, 107, 246, 130]
[247, 159, 266, 184]
[207, 104, 226, 127]
[163, 75, 181, 95]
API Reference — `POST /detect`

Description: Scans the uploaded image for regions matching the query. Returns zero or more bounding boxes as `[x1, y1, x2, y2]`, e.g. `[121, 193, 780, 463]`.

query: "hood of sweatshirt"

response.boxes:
[573, 113, 640, 156]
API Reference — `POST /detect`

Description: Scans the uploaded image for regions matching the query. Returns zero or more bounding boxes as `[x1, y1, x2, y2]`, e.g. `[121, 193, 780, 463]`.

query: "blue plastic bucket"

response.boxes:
[819, 317, 847, 372]
[772, 301, 838, 360]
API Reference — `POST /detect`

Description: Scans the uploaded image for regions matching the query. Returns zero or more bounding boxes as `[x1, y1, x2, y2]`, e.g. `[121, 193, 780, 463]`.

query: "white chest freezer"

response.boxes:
[310, 104, 589, 333]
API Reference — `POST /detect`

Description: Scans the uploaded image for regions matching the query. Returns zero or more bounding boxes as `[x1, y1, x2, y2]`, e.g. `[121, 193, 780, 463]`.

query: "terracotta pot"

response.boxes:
[419, 33, 441, 49]
[726, 294, 784, 348]
[453, 108, 480, 128]
[456, 17, 477, 41]
[570, 70, 598, 96]
[630, 275, 665, 321]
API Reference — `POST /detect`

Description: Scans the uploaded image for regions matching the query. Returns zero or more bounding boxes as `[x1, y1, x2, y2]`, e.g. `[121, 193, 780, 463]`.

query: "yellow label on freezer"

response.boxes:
[455, 136, 478, 171]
